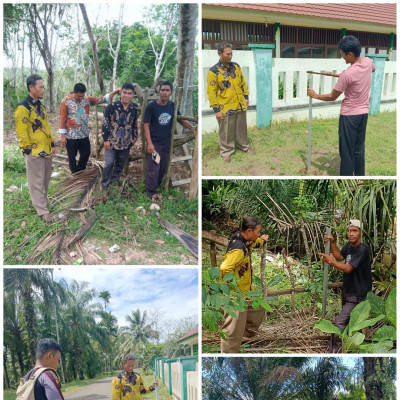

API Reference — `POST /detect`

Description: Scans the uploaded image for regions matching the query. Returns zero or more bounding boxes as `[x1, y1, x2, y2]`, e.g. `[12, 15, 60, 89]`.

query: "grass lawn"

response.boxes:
[202, 111, 396, 176]
[4, 369, 173, 400]
[4, 146, 198, 265]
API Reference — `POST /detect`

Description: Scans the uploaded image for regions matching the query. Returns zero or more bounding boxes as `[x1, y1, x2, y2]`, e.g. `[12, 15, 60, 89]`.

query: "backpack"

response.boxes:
[16, 367, 56, 400]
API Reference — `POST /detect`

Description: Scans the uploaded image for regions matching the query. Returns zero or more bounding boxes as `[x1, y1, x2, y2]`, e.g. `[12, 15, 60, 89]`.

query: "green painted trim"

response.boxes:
[274, 22, 280, 34]
[365, 54, 389, 59]
[389, 32, 394, 48]
[248, 44, 275, 49]
[341, 28, 347, 38]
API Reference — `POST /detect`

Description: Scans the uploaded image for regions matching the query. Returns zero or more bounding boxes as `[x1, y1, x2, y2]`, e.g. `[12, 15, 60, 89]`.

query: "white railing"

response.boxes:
[171, 361, 181, 400]
[202, 50, 396, 129]
[186, 363, 198, 400]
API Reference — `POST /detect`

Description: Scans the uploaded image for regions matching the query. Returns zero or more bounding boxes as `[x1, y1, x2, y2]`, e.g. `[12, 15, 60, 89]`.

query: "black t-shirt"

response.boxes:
[143, 100, 180, 145]
[340, 242, 372, 297]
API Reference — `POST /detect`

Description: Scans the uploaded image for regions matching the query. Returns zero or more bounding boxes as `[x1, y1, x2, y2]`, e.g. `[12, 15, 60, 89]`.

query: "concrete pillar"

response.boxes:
[249, 43, 275, 127]
[179, 356, 197, 400]
[164, 359, 178, 395]
[274, 23, 280, 58]
[388, 32, 395, 61]
[365, 53, 387, 115]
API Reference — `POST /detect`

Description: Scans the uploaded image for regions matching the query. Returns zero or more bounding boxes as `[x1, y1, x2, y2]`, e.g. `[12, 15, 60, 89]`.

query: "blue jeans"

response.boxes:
[102, 147, 130, 187]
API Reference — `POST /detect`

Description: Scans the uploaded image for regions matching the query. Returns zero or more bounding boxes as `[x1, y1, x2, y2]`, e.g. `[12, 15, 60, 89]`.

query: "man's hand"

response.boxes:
[52, 147, 57, 157]
[104, 141, 111, 151]
[319, 252, 335, 265]
[260, 234, 269, 242]
[147, 142, 155, 154]
[215, 111, 224, 121]
[308, 89, 318, 99]
[323, 234, 335, 244]
[245, 99, 249, 107]
[152, 381, 158, 389]
[60, 134, 67, 146]
[111, 88, 121, 97]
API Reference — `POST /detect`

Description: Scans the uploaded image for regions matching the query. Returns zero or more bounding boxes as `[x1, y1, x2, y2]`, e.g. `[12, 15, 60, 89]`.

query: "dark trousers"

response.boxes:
[145, 143, 171, 198]
[102, 147, 130, 187]
[66, 137, 91, 173]
[329, 293, 365, 353]
[338, 113, 368, 176]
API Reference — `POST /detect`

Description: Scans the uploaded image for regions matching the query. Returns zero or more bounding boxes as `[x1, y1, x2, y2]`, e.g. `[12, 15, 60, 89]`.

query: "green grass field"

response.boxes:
[202, 111, 396, 176]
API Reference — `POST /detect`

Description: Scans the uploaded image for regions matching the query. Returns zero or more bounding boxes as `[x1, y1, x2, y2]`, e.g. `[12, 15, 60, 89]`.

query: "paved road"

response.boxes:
[64, 376, 113, 400]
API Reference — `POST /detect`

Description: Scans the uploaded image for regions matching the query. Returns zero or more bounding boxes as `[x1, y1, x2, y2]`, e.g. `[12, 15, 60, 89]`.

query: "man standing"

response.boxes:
[319, 219, 372, 353]
[112, 354, 157, 400]
[15, 74, 56, 222]
[18, 338, 64, 400]
[308, 35, 375, 176]
[219, 216, 269, 353]
[207, 41, 254, 163]
[59, 83, 120, 173]
[102, 83, 138, 188]
[143, 81, 194, 202]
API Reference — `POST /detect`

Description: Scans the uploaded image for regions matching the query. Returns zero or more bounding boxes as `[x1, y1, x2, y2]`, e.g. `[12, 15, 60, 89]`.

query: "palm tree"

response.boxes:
[4, 269, 56, 365]
[61, 280, 108, 380]
[114, 309, 159, 365]
[99, 290, 111, 311]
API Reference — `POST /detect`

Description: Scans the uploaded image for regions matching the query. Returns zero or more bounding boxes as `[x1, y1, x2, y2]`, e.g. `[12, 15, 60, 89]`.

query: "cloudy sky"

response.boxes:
[53, 267, 198, 331]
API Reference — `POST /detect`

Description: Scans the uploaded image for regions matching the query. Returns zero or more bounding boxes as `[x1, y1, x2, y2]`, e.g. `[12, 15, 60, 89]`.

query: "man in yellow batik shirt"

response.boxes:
[207, 41, 254, 163]
[219, 216, 269, 353]
[112, 354, 157, 400]
[15, 74, 56, 222]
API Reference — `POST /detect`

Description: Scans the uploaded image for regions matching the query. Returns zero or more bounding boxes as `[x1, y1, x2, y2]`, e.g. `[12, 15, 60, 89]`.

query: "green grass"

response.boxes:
[4, 146, 198, 265]
[4, 369, 173, 400]
[202, 111, 396, 176]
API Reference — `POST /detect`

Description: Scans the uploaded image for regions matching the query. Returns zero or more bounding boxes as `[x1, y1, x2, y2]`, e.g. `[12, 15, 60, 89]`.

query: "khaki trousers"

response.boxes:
[24, 153, 52, 216]
[218, 111, 249, 157]
[220, 304, 265, 353]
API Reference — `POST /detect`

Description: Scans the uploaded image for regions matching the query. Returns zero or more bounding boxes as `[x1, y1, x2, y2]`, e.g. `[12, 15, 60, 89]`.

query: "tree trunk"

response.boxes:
[188, 128, 198, 200]
[107, 4, 124, 90]
[22, 289, 37, 365]
[3, 348, 10, 389]
[80, 3, 105, 94]
[363, 357, 385, 400]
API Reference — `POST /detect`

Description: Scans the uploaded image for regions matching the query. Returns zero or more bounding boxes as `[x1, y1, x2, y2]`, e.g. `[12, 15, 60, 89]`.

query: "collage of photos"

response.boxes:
[1, 2, 397, 400]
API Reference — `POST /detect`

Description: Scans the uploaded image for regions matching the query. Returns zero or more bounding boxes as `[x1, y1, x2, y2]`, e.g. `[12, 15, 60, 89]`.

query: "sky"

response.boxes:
[53, 267, 198, 332]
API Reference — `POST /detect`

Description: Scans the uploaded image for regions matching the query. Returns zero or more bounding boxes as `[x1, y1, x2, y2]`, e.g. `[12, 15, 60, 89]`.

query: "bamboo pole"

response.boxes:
[322, 227, 331, 318]
[307, 74, 313, 172]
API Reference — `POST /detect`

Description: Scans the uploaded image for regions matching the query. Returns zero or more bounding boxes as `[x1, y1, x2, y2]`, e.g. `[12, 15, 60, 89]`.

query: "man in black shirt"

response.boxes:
[319, 219, 372, 353]
[143, 81, 194, 201]
[19, 338, 64, 399]
[102, 83, 138, 188]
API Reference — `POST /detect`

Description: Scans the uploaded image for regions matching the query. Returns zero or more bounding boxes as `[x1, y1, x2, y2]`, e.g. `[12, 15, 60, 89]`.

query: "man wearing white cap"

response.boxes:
[319, 219, 372, 353]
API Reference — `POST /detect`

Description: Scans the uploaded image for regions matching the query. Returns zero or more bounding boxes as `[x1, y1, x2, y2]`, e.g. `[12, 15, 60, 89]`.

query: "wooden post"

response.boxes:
[322, 227, 331, 318]
[164, 88, 180, 192]
[260, 242, 267, 301]
[188, 127, 198, 200]
[140, 88, 149, 180]
[210, 241, 217, 267]
[95, 104, 100, 159]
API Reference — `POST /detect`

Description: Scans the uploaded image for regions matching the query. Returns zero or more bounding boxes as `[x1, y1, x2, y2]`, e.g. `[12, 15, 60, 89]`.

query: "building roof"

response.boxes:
[207, 3, 396, 27]
[176, 326, 198, 343]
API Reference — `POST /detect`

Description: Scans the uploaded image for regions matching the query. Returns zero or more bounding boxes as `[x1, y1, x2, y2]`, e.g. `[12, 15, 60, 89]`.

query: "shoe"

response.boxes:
[246, 148, 255, 155]
[222, 155, 231, 163]
[41, 213, 54, 222]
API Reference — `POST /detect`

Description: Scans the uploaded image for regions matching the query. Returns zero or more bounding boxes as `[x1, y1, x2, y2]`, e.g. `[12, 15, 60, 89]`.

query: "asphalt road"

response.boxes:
[64, 376, 113, 399]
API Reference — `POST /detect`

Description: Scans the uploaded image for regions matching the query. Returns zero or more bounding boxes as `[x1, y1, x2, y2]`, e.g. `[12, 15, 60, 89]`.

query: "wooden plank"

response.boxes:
[171, 178, 191, 187]
[181, 143, 193, 169]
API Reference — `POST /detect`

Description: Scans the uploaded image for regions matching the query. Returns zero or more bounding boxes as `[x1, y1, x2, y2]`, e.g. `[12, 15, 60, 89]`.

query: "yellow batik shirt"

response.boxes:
[112, 371, 154, 400]
[15, 95, 55, 158]
[207, 61, 249, 116]
[219, 231, 265, 293]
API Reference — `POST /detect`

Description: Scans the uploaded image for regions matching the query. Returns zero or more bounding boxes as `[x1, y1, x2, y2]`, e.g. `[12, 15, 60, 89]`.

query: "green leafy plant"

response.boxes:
[202, 267, 272, 341]
[314, 288, 396, 353]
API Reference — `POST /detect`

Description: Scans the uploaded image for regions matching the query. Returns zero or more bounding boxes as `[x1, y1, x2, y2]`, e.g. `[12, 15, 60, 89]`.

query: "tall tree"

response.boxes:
[99, 290, 111, 311]
[79, 3, 105, 94]
[28, 4, 69, 112]
[362, 357, 396, 400]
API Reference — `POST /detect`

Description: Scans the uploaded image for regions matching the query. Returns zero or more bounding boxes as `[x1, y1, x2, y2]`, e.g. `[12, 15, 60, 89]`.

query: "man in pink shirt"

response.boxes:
[308, 35, 375, 176]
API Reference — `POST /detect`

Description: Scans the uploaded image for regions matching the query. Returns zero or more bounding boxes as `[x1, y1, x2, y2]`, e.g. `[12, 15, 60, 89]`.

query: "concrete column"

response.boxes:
[365, 53, 387, 115]
[388, 32, 395, 61]
[165, 359, 178, 395]
[274, 23, 280, 58]
[249, 43, 275, 127]
[179, 356, 197, 400]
